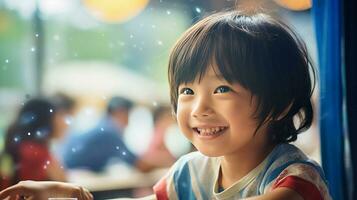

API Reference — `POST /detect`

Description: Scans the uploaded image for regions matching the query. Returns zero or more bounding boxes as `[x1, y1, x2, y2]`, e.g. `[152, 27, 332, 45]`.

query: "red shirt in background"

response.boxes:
[18, 141, 51, 181]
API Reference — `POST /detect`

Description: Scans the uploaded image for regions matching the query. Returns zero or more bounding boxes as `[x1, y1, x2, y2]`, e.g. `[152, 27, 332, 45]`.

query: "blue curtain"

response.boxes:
[312, 0, 345, 200]
[343, 0, 357, 199]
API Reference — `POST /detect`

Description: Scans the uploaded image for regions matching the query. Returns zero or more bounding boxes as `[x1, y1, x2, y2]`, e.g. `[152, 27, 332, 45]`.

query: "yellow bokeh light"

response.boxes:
[274, 0, 312, 11]
[83, 0, 150, 23]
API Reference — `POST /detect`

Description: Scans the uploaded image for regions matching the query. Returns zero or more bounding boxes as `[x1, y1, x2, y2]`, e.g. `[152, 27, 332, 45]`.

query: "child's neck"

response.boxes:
[219, 142, 275, 190]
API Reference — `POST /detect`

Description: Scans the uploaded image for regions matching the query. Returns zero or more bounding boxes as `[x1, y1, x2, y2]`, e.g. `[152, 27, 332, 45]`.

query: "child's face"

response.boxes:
[176, 66, 267, 157]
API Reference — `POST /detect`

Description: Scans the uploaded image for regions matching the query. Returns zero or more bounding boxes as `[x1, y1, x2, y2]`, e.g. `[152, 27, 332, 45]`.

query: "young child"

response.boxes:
[0, 10, 331, 200]
[153, 10, 331, 200]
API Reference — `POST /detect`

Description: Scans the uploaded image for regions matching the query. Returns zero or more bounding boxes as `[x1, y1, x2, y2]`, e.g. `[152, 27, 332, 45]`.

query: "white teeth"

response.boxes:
[196, 127, 226, 136]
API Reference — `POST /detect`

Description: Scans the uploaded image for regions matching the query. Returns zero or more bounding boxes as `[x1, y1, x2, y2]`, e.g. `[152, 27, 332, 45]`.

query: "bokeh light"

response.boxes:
[274, 0, 311, 11]
[83, 0, 150, 23]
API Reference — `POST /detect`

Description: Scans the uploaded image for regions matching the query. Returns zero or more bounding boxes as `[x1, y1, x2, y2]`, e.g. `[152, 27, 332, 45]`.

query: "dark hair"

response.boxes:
[168, 10, 315, 144]
[5, 98, 56, 151]
[107, 96, 134, 114]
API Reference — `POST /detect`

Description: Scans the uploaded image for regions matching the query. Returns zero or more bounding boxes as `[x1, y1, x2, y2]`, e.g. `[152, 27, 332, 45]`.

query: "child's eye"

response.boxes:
[179, 88, 194, 95]
[214, 86, 231, 94]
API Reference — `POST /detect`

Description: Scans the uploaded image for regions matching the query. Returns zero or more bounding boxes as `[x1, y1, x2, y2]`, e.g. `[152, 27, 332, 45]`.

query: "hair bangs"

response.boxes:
[168, 16, 224, 112]
[212, 22, 260, 90]
[173, 39, 214, 88]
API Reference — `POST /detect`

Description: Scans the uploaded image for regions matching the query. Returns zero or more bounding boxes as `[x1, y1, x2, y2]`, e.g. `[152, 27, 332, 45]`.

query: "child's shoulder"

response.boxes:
[265, 143, 323, 172]
[260, 143, 332, 200]
[263, 143, 323, 178]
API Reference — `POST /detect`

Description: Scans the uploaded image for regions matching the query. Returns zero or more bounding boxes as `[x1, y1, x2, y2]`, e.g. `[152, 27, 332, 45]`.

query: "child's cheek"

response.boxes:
[176, 107, 192, 138]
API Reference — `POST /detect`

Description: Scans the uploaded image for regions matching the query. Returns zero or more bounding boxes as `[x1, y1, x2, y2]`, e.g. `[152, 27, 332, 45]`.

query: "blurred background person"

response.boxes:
[142, 106, 176, 167]
[50, 93, 77, 162]
[131, 105, 177, 197]
[51, 93, 76, 140]
[0, 98, 67, 190]
[63, 96, 158, 173]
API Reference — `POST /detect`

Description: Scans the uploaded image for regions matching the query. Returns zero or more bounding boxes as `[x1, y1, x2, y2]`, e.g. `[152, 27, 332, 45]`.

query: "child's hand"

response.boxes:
[0, 180, 93, 200]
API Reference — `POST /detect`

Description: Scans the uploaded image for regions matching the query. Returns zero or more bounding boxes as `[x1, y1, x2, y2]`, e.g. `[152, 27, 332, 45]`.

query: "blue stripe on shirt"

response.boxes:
[173, 162, 197, 200]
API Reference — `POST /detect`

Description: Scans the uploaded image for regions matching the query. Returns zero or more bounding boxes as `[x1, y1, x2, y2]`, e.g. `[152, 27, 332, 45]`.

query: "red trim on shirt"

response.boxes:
[272, 175, 323, 200]
[153, 177, 169, 200]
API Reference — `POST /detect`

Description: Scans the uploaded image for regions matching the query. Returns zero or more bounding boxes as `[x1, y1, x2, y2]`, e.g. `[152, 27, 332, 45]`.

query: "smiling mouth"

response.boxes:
[193, 126, 228, 136]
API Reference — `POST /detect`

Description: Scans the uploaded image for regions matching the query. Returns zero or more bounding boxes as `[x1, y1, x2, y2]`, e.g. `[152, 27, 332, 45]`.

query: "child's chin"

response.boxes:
[197, 147, 224, 157]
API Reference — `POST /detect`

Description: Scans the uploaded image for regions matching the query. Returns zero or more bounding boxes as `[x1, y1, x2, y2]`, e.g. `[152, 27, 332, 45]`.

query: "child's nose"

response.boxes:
[191, 97, 213, 118]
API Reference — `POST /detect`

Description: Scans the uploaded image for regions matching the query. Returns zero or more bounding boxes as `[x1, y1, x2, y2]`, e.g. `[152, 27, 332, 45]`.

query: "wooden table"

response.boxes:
[67, 164, 167, 199]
